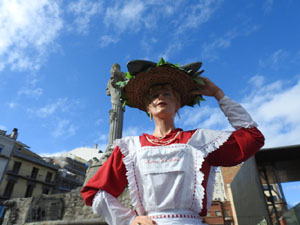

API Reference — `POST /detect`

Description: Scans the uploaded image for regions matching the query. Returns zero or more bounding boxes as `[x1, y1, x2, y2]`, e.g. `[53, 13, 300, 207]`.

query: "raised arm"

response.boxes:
[192, 77, 264, 166]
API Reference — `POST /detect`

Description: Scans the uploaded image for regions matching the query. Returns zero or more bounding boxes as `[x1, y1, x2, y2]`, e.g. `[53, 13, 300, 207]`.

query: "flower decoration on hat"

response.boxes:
[116, 57, 206, 111]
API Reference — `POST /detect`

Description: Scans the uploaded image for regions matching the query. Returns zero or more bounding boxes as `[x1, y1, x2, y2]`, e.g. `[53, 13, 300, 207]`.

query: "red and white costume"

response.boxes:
[81, 96, 264, 225]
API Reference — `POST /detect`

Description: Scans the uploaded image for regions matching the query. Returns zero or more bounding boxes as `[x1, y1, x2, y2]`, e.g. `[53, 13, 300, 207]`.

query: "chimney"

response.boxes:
[10, 128, 18, 140]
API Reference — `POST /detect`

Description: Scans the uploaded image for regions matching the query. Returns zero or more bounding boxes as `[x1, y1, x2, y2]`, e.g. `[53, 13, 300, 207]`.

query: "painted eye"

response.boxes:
[152, 94, 159, 99]
[163, 93, 171, 96]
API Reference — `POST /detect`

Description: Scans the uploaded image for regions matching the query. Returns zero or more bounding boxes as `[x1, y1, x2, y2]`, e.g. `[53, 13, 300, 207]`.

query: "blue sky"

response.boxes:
[1, 0, 300, 206]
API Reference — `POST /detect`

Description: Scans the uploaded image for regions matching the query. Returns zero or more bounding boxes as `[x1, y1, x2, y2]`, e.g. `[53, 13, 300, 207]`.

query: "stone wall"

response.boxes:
[2, 187, 132, 225]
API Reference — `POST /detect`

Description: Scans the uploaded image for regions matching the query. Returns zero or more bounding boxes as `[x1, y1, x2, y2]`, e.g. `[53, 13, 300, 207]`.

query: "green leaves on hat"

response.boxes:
[116, 71, 136, 108]
[116, 57, 206, 109]
[116, 72, 135, 88]
[194, 95, 206, 106]
[193, 77, 205, 85]
[156, 58, 192, 74]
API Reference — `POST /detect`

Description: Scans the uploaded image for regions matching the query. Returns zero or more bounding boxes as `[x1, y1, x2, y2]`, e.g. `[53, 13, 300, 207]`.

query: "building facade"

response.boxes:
[0, 129, 18, 185]
[44, 153, 88, 193]
[0, 129, 58, 202]
[203, 169, 235, 225]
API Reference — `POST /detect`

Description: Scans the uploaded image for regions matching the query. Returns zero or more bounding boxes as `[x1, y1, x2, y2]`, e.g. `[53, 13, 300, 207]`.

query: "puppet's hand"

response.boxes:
[192, 77, 224, 101]
[130, 216, 156, 225]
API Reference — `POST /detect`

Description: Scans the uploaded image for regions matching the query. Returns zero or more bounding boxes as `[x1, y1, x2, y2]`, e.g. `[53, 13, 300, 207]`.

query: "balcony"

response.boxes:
[224, 216, 233, 221]
[6, 170, 55, 186]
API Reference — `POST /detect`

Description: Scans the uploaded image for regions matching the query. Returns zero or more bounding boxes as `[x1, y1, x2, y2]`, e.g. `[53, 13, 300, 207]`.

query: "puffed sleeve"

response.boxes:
[208, 96, 265, 166]
[81, 146, 128, 206]
[208, 127, 264, 166]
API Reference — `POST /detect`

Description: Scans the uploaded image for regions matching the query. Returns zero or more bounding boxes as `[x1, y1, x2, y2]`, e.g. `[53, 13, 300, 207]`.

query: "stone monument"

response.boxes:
[84, 63, 125, 183]
[1, 63, 129, 225]
[106, 63, 125, 153]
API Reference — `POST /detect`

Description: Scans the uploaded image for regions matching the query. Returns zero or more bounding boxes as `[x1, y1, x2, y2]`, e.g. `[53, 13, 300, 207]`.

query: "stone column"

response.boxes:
[105, 63, 125, 152]
[84, 63, 125, 184]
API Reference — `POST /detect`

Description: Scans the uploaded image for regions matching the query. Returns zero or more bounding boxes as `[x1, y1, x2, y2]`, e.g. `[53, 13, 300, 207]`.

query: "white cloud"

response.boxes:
[259, 49, 289, 69]
[51, 119, 77, 138]
[67, 0, 102, 34]
[0, 0, 63, 71]
[8, 102, 17, 109]
[99, 35, 120, 47]
[102, 0, 185, 34]
[104, 0, 145, 33]
[176, 0, 223, 33]
[178, 104, 231, 131]
[249, 75, 265, 88]
[160, 41, 182, 61]
[28, 98, 80, 118]
[201, 25, 258, 61]
[243, 77, 300, 147]
[18, 87, 43, 98]
[177, 75, 300, 148]
[201, 37, 232, 61]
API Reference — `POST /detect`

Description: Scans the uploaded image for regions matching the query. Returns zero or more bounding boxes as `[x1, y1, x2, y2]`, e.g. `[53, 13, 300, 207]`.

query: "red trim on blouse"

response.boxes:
[81, 127, 264, 217]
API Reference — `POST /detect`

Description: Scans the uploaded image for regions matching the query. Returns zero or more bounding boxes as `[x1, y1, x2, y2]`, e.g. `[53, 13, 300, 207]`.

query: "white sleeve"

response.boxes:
[218, 96, 258, 129]
[92, 190, 136, 225]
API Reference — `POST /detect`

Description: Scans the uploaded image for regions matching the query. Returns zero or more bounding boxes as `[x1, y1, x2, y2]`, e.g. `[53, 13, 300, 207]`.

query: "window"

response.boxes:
[31, 167, 39, 179]
[225, 210, 230, 216]
[267, 195, 278, 202]
[263, 184, 274, 191]
[3, 180, 15, 198]
[42, 188, 50, 194]
[0, 145, 3, 153]
[25, 185, 34, 197]
[12, 161, 22, 174]
[216, 211, 222, 216]
[45, 172, 53, 183]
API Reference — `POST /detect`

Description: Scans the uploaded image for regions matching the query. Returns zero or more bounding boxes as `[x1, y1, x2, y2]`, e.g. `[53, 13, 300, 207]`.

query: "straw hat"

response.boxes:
[119, 58, 205, 112]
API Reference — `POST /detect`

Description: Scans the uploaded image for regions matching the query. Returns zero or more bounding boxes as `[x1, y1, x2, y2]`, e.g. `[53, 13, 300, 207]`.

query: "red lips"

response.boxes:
[157, 101, 167, 106]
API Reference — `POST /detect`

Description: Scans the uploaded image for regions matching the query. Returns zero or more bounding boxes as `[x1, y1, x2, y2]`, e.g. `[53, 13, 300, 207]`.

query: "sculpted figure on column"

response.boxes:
[105, 63, 125, 155]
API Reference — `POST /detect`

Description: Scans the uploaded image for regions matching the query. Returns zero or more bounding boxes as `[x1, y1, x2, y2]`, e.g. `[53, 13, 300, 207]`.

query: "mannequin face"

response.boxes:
[146, 85, 180, 119]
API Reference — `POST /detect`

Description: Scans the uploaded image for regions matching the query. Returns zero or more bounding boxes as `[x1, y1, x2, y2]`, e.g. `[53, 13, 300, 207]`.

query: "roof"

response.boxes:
[255, 144, 300, 183]
[256, 144, 300, 163]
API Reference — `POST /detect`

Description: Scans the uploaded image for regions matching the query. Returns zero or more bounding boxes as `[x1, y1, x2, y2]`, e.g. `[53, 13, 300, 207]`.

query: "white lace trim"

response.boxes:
[188, 129, 232, 213]
[188, 147, 205, 211]
[113, 138, 145, 216]
[206, 166, 217, 210]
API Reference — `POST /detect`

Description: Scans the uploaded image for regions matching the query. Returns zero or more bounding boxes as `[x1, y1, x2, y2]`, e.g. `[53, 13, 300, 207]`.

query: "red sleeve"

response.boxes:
[208, 127, 264, 166]
[80, 146, 128, 206]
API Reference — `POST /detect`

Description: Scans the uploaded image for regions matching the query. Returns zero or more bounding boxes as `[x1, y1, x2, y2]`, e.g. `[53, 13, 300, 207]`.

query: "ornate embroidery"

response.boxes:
[132, 159, 144, 214]
[149, 213, 201, 219]
[114, 137, 145, 215]
[145, 157, 180, 164]
[189, 149, 199, 210]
